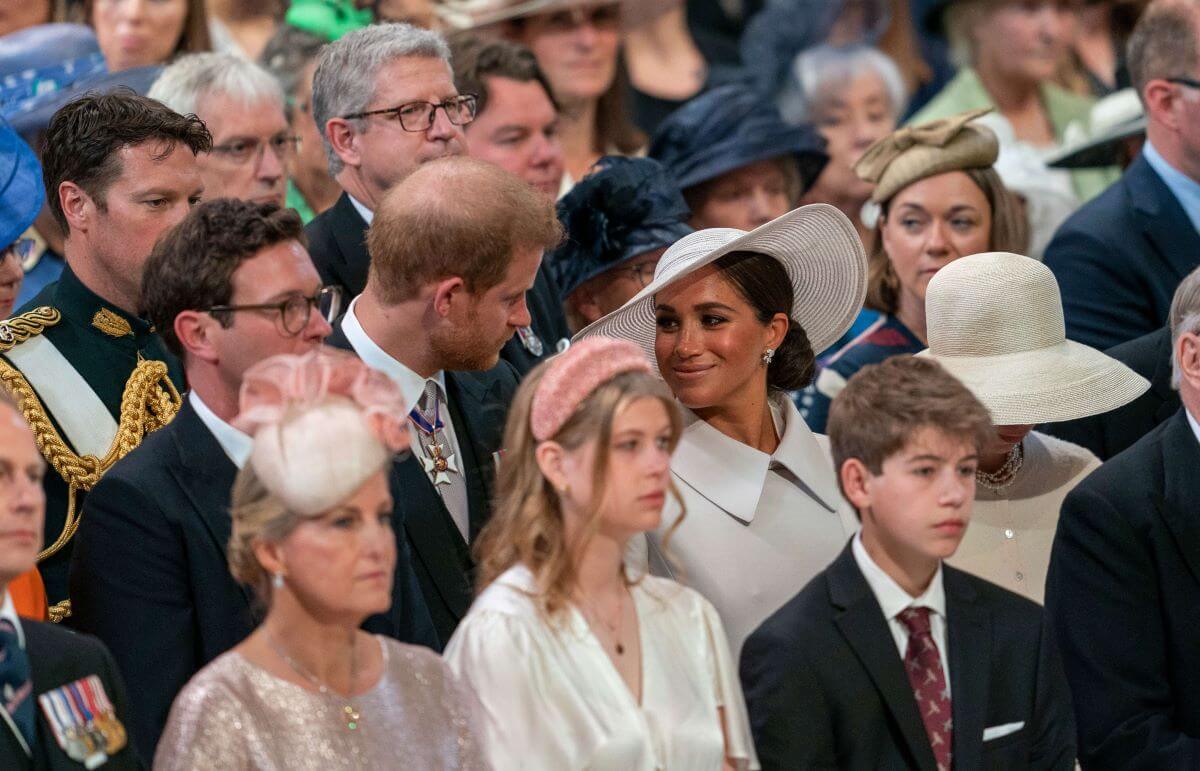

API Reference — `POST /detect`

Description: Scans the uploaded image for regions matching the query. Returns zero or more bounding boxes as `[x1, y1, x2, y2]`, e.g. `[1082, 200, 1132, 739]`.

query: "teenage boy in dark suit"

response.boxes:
[740, 356, 1075, 771]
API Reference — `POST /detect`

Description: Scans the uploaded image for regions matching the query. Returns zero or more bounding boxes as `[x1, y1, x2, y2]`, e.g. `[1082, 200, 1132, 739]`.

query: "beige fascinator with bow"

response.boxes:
[855, 108, 999, 203]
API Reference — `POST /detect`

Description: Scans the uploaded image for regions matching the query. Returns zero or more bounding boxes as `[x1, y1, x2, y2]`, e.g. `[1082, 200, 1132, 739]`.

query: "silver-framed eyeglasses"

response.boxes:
[1, 238, 35, 265]
[205, 285, 342, 336]
[621, 262, 658, 288]
[342, 94, 478, 132]
[210, 134, 301, 166]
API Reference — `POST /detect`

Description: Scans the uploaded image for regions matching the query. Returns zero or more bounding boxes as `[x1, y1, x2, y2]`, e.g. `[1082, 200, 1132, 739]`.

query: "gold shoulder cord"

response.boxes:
[0, 307, 181, 622]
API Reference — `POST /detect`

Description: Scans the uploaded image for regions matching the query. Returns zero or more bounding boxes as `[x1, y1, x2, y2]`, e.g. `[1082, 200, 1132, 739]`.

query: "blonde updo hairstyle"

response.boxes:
[474, 360, 684, 620]
[228, 464, 308, 606]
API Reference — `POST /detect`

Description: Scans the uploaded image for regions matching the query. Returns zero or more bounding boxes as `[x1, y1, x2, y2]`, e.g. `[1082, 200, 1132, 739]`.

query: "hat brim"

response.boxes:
[0, 128, 44, 248]
[1045, 116, 1146, 169]
[917, 339, 1150, 425]
[573, 203, 867, 376]
[438, 0, 620, 28]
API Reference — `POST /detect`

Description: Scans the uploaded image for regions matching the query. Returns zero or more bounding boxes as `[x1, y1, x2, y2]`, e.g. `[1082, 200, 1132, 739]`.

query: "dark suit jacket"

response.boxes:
[327, 320, 518, 644]
[1, 620, 141, 770]
[1046, 408, 1200, 769]
[67, 399, 438, 761]
[741, 543, 1075, 771]
[305, 191, 571, 375]
[1044, 326, 1179, 460]
[1044, 154, 1200, 351]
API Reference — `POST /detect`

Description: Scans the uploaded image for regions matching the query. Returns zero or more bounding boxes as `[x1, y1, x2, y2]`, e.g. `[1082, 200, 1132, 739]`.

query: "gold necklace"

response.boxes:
[581, 588, 627, 656]
[265, 631, 361, 730]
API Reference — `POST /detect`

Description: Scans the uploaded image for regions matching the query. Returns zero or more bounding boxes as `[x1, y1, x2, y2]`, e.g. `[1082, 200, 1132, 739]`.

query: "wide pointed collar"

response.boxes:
[671, 393, 842, 524]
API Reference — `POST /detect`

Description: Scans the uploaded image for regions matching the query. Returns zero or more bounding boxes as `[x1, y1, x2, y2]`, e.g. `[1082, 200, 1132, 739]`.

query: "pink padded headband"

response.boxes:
[531, 337, 652, 441]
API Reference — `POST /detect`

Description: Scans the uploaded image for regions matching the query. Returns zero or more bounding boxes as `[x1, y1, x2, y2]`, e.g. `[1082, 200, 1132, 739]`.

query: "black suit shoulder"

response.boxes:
[1109, 326, 1170, 375]
[25, 619, 112, 670]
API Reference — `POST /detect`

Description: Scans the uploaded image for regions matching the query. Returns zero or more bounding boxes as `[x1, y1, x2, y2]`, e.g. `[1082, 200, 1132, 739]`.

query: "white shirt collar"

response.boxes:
[0, 590, 25, 648]
[348, 194, 374, 225]
[852, 531, 947, 623]
[670, 393, 842, 523]
[341, 296, 445, 414]
[189, 392, 253, 469]
[1187, 408, 1200, 448]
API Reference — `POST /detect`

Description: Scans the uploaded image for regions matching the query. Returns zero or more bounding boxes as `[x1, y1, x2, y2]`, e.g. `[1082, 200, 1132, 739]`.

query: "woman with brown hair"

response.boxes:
[800, 108, 1027, 432]
[87, 0, 211, 72]
[444, 337, 757, 771]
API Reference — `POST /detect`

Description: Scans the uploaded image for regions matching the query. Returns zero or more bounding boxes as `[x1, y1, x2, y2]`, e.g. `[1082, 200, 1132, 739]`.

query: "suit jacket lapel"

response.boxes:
[167, 401, 253, 610]
[1130, 156, 1200, 283]
[1156, 409, 1200, 585]
[444, 371, 505, 541]
[946, 566, 990, 771]
[828, 546, 939, 771]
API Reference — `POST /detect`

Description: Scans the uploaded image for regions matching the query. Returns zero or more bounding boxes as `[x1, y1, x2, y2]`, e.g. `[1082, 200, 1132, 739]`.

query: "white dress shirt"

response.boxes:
[340, 297, 470, 540]
[852, 533, 952, 696]
[1187, 408, 1200, 447]
[189, 392, 253, 469]
[348, 194, 374, 225]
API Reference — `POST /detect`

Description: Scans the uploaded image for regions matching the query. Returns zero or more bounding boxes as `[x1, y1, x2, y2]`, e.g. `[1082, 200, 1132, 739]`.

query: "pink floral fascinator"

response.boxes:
[233, 347, 410, 516]
[531, 337, 652, 441]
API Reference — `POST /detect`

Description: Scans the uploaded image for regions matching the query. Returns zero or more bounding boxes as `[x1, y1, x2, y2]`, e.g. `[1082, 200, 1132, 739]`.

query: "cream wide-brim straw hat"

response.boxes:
[573, 203, 868, 375]
[436, 0, 664, 29]
[917, 252, 1149, 425]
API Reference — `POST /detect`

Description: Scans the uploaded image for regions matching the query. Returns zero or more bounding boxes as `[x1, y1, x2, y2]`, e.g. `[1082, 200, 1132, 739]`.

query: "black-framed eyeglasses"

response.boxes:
[620, 262, 658, 289]
[210, 134, 302, 166]
[1, 238, 35, 265]
[342, 94, 478, 132]
[205, 286, 342, 336]
[1167, 77, 1200, 91]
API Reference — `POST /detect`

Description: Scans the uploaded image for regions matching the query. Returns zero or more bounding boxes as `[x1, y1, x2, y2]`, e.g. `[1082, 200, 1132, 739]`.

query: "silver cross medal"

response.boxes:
[422, 441, 460, 486]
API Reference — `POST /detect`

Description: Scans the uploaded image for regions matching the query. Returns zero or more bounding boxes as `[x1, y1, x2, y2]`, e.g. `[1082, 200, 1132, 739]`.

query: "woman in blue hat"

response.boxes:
[649, 83, 829, 233]
[547, 156, 693, 332]
[0, 122, 44, 319]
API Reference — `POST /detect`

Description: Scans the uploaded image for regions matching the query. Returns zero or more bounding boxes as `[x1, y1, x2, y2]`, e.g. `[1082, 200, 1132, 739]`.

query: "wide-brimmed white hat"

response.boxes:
[573, 203, 868, 373]
[917, 252, 1149, 425]
[436, 0, 649, 28]
[1046, 88, 1145, 170]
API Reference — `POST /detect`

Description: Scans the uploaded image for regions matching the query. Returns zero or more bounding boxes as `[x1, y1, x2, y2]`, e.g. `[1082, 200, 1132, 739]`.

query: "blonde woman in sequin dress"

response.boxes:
[154, 349, 485, 770]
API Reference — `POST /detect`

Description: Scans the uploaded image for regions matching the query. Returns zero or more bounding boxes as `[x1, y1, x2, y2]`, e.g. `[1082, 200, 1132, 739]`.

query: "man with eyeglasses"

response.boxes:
[69, 199, 439, 760]
[0, 92, 210, 618]
[307, 22, 571, 374]
[149, 53, 294, 208]
[1045, 0, 1200, 351]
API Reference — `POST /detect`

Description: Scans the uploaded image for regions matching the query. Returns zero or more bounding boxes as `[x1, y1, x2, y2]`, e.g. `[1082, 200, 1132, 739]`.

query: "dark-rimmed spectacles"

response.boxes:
[343, 95, 478, 132]
[211, 134, 301, 166]
[1167, 77, 1200, 91]
[205, 286, 342, 336]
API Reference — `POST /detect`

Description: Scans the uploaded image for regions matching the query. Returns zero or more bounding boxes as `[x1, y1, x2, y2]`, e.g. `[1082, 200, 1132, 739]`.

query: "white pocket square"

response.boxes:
[983, 722, 1025, 741]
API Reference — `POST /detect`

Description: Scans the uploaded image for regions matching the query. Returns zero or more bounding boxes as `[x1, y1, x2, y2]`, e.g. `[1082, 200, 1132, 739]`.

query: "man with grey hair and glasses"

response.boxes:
[305, 22, 570, 374]
[1047, 260, 1200, 767]
[149, 53, 293, 207]
[1045, 0, 1200, 351]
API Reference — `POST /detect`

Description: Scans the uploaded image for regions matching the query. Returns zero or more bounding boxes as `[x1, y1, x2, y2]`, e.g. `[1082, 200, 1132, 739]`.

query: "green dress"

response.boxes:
[909, 68, 1120, 202]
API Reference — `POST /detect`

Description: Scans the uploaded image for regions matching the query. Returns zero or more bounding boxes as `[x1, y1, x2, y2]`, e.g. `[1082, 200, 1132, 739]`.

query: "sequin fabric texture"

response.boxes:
[154, 637, 485, 770]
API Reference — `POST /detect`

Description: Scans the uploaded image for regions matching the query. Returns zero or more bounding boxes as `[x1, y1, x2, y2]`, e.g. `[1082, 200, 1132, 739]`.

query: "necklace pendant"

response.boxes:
[344, 705, 360, 731]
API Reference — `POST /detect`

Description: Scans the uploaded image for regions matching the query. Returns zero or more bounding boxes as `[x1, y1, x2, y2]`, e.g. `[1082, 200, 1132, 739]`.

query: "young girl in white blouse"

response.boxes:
[444, 337, 758, 771]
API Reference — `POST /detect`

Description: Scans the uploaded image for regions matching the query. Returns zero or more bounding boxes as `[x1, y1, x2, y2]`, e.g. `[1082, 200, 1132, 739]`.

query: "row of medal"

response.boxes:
[37, 674, 126, 769]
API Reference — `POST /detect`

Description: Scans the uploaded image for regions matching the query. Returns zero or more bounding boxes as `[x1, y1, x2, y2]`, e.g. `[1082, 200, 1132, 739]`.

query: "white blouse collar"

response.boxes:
[670, 393, 842, 524]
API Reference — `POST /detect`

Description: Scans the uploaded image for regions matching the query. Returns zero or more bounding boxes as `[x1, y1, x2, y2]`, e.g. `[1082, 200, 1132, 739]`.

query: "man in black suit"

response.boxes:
[328, 155, 561, 644]
[68, 200, 437, 760]
[305, 23, 569, 374]
[1046, 241, 1200, 766]
[0, 391, 139, 770]
[1044, 0, 1200, 351]
[741, 357, 1075, 771]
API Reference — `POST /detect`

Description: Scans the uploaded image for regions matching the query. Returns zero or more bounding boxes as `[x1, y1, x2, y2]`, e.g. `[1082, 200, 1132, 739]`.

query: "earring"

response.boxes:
[559, 483, 570, 496]
[761, 348, 775, 366]
[272, 572, 285, 590]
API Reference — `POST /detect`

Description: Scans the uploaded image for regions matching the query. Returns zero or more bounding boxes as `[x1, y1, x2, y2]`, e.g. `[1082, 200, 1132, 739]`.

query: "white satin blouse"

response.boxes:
[444, 565, 758, 771]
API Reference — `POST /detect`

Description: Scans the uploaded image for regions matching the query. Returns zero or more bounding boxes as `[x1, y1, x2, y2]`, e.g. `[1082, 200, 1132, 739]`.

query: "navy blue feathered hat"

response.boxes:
[548, 156, 693, 299]
[649, 83, 829, 197]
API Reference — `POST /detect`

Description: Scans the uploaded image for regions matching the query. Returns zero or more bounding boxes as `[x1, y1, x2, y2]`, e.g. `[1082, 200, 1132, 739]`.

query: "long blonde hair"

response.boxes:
[474, 362, 684, 619]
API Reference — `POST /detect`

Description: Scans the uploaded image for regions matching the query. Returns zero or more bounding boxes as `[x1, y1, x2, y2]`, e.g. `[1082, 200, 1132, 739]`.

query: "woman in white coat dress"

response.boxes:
[577, 204, 869, 656]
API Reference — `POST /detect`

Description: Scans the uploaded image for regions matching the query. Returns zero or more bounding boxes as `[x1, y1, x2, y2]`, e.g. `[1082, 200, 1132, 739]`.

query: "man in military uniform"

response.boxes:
[0, 91, 211, 617]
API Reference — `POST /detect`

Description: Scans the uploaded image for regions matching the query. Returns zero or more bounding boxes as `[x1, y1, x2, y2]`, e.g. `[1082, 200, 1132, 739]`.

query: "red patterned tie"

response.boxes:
[898, 607, 953, 771]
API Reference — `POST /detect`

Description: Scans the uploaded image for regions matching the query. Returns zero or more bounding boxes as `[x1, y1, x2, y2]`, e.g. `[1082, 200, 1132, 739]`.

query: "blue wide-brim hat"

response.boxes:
[0, 24, 106, 113]
[0, 120, 45, 249]
[2, 65, 164, 140]
[649, 83, 829, 197]
[548, 156, 693, 299]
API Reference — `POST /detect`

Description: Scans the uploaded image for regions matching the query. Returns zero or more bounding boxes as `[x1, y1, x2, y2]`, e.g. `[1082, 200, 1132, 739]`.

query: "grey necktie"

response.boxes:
[416, 379, 471, 542]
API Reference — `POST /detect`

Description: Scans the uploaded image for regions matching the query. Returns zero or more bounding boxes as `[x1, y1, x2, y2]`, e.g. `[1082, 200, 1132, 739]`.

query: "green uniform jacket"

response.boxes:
[909, 68, 1120, 202]
[0, 266, 184, 610]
